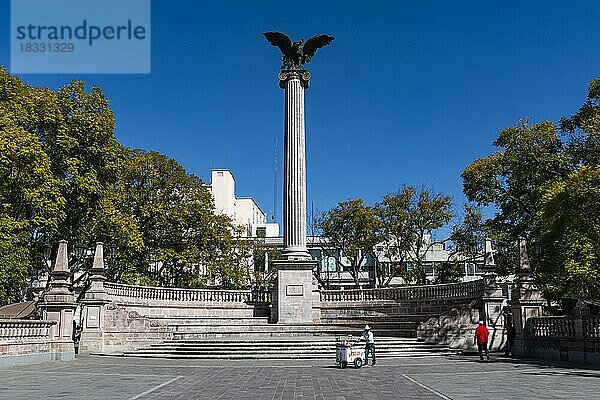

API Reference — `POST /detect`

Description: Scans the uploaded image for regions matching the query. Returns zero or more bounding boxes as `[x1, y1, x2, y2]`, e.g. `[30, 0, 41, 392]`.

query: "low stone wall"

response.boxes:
[414, 304, 511, 352]
[320, 280, 485, 338]
[103, 282, 268, 320]
[0, 319, 74, 367]
[321, 281, 483, 317]
[80, 279, 487, 353]
[525, 316, 600, 365]
[79, 282, 271, 354]
[320, 280, 484, 303]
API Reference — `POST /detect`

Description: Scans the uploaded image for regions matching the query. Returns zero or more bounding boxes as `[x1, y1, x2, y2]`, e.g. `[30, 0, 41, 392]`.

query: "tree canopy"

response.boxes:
[0, 68, 249, 305]
[463, 76, 600, 300]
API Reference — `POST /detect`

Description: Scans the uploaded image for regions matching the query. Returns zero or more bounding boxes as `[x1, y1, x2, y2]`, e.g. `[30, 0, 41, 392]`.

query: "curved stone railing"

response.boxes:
[320, 279, 484, 302]
[0, 319, 56, 340]
[104, 282, 271, 303]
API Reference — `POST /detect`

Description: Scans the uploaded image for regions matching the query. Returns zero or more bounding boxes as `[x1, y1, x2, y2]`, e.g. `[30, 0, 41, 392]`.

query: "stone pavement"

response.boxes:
[0, 355, 599, 399]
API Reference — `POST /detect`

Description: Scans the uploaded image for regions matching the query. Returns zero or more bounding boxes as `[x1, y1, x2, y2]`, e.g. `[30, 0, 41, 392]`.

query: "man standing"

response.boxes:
[503, 308, 516, 356]
[475, 321, 491, 361]
[360, 325, 376, 366]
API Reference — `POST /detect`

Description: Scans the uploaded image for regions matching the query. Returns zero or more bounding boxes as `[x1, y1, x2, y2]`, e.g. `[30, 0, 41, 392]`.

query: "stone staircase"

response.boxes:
[319, 316, 424, 338]
[121, 318, 457, 359]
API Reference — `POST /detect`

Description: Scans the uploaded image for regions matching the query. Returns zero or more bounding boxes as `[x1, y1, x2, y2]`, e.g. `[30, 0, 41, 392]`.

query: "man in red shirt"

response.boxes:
[474, 321, 491, 360]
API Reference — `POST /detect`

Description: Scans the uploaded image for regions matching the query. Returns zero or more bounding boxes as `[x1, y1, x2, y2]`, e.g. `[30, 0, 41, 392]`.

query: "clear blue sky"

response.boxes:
[1, 1, 599, 228]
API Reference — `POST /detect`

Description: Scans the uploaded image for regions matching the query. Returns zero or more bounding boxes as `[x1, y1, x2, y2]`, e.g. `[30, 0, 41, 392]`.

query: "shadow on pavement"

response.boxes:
[445, 354, 600, 371]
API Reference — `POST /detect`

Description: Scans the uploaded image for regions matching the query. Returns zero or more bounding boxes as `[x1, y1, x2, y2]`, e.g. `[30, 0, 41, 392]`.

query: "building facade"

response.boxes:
[207, 169, 279, 237]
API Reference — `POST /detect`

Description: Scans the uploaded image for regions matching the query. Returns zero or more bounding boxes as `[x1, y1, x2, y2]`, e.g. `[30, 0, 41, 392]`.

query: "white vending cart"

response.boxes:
[335, 336, 364, 368]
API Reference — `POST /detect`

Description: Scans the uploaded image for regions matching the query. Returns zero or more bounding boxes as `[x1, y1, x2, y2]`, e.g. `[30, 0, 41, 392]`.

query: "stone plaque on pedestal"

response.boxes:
[273, 259, 318, 324]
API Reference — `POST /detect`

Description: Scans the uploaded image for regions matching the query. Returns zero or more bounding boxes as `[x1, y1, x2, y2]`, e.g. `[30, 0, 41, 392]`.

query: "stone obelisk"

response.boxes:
[264, 32, 334, 324]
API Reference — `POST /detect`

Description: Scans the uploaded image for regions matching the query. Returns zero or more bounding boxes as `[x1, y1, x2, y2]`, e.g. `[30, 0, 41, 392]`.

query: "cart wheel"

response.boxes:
[354, 358, 363, 368]
[341, 361, 347, 369]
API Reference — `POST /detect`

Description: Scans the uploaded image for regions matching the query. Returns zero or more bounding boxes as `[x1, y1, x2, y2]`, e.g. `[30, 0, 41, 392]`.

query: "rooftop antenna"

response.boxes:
[272, 138, 278, 222]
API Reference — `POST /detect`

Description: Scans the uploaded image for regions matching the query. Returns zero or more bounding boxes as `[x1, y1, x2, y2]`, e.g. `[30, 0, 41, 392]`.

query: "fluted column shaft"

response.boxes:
[279, 69, 311, 260]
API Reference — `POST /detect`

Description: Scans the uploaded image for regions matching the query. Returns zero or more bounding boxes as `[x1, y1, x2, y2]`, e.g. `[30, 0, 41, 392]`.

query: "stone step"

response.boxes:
[171, 324, 412, 333]
[122, 336, 457, 359]
[158, 337, 426, 345]
[172, 329, 417, 339]
[122, 351, 455, 359]
[134, 344, 449, 352]
[321, 315, 431, 323]
[145, 342, 447, 350]
[153, 317, 271, 326]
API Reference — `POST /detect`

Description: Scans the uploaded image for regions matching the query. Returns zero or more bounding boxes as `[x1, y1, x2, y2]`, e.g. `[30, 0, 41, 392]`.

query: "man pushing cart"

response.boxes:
[335, 325, 376, 368]
[360, 325, 376, 366]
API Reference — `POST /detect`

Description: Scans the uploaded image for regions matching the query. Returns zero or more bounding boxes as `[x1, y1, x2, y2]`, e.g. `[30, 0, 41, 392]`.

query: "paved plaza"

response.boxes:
[1, 355, 599, 399]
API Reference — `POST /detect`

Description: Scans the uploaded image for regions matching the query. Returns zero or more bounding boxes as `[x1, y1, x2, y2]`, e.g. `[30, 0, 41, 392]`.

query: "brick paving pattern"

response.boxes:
[0, 355, 599, 399]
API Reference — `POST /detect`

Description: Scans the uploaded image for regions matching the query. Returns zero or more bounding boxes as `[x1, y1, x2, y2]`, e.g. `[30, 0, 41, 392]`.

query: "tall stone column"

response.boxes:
[279, 69, 311, 260]
[272, 69, 319, 324]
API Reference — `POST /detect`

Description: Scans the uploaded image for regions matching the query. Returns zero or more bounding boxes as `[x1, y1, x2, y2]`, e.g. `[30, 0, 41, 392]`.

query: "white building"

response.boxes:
[208, 169, 279, 237]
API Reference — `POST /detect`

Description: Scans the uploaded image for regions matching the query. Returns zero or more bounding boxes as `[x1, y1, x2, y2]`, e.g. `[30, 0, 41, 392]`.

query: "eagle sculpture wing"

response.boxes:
[301, 34, 335, 63]
[263, 32, 293, 56]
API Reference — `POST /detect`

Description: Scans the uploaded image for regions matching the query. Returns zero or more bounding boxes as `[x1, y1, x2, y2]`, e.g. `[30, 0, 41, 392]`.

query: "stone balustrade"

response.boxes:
[525, 316, 600, 365]
[531, 316, 577, 338]
[0, 320, 56, 340]
[0, 319, 72, 367]
[586, 317, 600, 339]
[320, 279, 484, 302]
[104, 282, 271, 303]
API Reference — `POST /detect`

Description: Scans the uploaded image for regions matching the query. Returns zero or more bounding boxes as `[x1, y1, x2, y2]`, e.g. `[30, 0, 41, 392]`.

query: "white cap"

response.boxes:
[364, 325, 371, 330]
[478, 321, 484, 325]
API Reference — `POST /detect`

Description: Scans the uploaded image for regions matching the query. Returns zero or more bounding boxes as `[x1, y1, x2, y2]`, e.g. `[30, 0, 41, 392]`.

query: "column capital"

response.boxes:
[278, 69, 311, 89]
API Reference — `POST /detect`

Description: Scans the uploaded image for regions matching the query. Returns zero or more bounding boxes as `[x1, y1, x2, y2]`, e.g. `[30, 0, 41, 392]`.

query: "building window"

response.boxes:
[309, 249, 321, 261]
[255, 227, 267, 238]
[466, 263, 478, 276]
[217, 171, 223, 177]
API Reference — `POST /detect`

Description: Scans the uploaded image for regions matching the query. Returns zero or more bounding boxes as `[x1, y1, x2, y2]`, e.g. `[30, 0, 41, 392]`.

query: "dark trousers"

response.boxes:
[477, 342, 489, 359]
[365, 343, 376, 364]
[505, 338, 514, 355]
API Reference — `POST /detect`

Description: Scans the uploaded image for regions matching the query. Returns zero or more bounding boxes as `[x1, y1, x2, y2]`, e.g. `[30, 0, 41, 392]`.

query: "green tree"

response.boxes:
[434, 203, 486, 284]
[462, 119, 569, 240]
[561, 77, 600, 167]
[463, 77, 600, 298]
[535, 167, 600, 300]
[376, 185, 453, 285]
[48, 81, 127, 246]
[318, 199, 383, 288]
[0, 68, 130, 293]
[0, 127, 64, 304]
[110, 150, 246, 289]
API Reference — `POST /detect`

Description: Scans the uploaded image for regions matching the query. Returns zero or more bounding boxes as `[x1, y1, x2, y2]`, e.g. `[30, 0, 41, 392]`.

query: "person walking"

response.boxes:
[474, 321, 491, 361]
[360, 325, 376, 366]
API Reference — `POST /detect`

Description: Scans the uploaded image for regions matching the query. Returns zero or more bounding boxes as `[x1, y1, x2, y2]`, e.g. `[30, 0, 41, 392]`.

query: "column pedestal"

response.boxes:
[272, 259, 319, 324]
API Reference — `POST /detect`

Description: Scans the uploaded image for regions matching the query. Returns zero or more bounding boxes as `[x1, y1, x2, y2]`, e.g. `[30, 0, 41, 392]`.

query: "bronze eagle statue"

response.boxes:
[264, 32, 334, 69]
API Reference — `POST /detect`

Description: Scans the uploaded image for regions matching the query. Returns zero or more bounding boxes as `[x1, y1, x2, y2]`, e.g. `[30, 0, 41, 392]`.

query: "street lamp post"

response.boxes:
[42, 242, 52, 266]
[75, 242, 87, 261]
